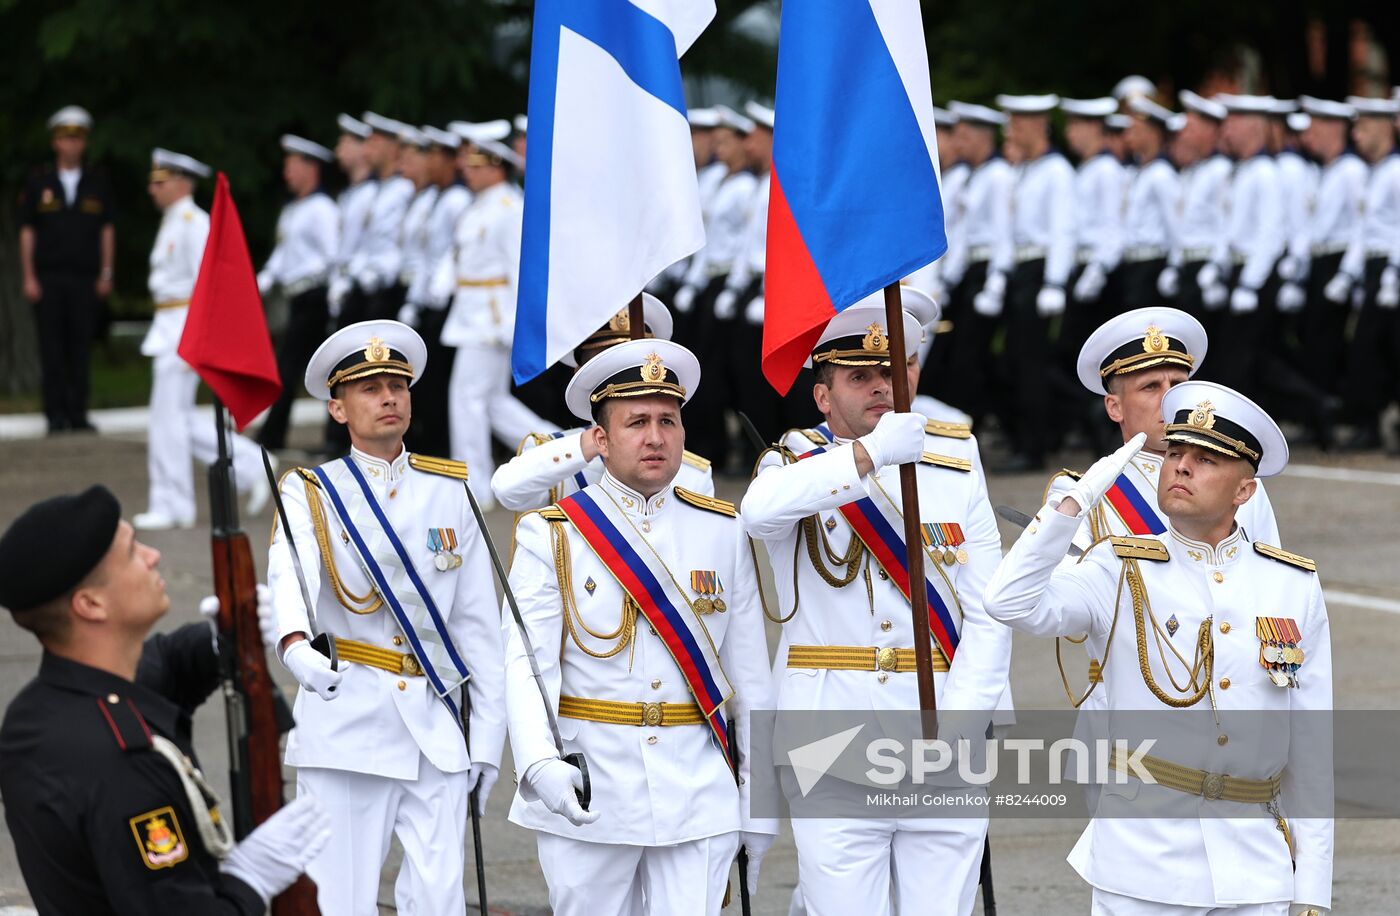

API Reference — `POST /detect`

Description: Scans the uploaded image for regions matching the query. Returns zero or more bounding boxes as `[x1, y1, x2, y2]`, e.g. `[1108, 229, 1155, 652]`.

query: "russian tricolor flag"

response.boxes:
[762, 0, 947, 394]
[513, 0, 715, 384]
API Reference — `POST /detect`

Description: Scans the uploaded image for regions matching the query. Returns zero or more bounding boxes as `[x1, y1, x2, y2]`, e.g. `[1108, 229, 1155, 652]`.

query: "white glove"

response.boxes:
[744, 295, 765, 325]
[396, 303, 421, 327]
[1196, 261, 1221, 290]
[741, 831, 775, 894]
[256, 270, 273, 297]
[1229, 286, 1259, 314]
[1156, 266, 1180, 298]
[468, 762, 499, 807]
[198, 584, 278, 649]
[220, 795, 332, 905]
[1201, 280, 1229, 310]
[355, 269, 381, 295]
[1036, 285, 1067, 317]
[1378, 265, 1400, 308]
[282, 639, 342, 701]
[972, 271, 1006, 317]
[1073, 263, 1106, 302]
[1276, 254, 1304, 282]
[525, 757, 600, 826]
[714, 288, 739, 320]
[857, 410, 928, 471]
[1276, 282, 1306, 313]
[673, 285, 697, 314]
[1323, 271, 1352, 304]
[1062, 433, 1148, 514]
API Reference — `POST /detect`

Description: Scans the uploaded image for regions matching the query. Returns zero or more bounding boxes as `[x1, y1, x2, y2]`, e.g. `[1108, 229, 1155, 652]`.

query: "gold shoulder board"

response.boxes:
[291, 466, 320, 485]
[920, 452, 973, 472]
[681, 449, 712, 471]
[798, 428, 828, 445]
[537, 506, 568, 522]
[408, 454, 469, 480]
[1110, 535, 1169, 561]
[1253, 542, 1317, 572]
[925, 420, 972, 439]
[674, 487, 737, 517]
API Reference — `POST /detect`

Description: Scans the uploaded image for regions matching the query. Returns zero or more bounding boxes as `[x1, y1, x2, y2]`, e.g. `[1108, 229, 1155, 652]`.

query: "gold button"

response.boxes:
[843, 484, 850, 490]
[877, 673, 889, 684]
[880, 620, 893, 632]
[393, 635, 404, 646]
[1028, 526, 1038, 535]
[1217, 734, 1229, 746]
[389, 489, 396, 499]
[1212, 572, 1224, 584]
[651, 678, 661, 689]
[106, 693, 119, 704]
[830, 489, 838, 495]
[552, 456, 560, 463]
[1218, 677, 1231, 690]
[1219, 622, 1231, 634]
[642, 521, 651, 533]
[647, 736, 658, 745]
[397, 680, 407, 691]
[878, 569, 889, 581]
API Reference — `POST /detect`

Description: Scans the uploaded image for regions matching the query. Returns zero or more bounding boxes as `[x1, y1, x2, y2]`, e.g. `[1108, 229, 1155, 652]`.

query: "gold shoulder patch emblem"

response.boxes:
[408, 454, 469, 480]
[1110, 535, 1170, 561]
[1253, 542, 1317, 572]
[130, 806, 189, 870]
[924, 420, 972, 439]
[681, 449, 712, 471]
[674, 487, 737, 517]
[536, 506, 568, 522]
[920, 452, 973, 472]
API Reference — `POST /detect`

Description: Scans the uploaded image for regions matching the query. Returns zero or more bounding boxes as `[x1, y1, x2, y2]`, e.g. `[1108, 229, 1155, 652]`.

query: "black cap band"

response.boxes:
[1099, 329, 1194, 380]
[1164, 403, 1263, 467]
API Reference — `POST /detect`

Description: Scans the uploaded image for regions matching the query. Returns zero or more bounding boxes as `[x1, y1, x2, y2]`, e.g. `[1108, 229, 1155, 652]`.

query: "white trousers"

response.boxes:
[147, 352, 260, 522]
[297, 755, 469, 916]
[1091, 890, 1290, 916]
[447, 344, 546, 509]
[790, 814, 987, 916]
[535, 830, 740, 916]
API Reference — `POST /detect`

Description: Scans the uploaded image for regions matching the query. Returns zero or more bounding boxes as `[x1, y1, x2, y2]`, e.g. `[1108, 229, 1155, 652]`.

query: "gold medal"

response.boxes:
[1269, 668, 1291, 687]
[956, 548, 969, 565]
[943, 547, 957, 566]
[713, 598, 727, 613]
[450, 553, 463, 569]
[693, 597, 714, 615]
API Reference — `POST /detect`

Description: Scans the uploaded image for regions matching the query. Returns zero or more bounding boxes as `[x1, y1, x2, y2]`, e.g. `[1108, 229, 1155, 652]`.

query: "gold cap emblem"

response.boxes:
[641, 352, 666, 383]
[1188, 400, 1216, 429]
[1143, 324, 1168, 353]
[861, 322, 888, 353]
[607, 309, 631, 333]
[364, 336, 390, 363]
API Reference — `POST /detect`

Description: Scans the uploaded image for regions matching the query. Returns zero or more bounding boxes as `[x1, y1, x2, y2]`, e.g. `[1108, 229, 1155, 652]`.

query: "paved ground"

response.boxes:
[0, 421, 1397, 914]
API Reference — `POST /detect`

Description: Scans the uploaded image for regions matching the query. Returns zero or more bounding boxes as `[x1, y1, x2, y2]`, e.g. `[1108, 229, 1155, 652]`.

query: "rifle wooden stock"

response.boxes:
[208, 399, 320, 915]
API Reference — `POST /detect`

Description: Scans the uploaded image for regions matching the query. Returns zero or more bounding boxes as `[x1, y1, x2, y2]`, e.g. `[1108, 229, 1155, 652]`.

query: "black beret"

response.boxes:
[0, 485, 121, 612]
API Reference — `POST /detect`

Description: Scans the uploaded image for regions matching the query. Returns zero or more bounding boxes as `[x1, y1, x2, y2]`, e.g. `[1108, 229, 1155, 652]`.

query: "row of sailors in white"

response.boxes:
[930, 87, 1400, 315]
[256, 115, 546, 500]
[669, 102, 775, 324]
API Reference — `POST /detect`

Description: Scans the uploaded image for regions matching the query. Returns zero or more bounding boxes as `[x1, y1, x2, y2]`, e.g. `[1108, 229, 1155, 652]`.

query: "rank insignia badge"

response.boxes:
[689, 569, 726, 614]
[920, 522, 968, 566]
[130, 806, 188, 870]
[1256, 616, 1304, 687]
[428, 528, 461, 571]
[584, 576, 597, 596]
[1165, 613, 1179, 637]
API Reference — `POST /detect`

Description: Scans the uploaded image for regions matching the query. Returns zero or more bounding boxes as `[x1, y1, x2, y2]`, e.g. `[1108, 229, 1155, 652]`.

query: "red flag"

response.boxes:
[179, 173, 281, 431]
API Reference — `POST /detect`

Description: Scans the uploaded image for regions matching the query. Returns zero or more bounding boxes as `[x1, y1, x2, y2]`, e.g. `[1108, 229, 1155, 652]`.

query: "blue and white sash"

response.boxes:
[312, 459, 471, 707]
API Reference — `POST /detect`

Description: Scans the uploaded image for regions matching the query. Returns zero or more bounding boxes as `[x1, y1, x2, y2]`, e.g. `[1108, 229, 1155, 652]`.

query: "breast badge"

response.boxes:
[130, 806, 189, 870]
[689, 569, 725, 614]
[1256, 616, 1304, 687]
[428, 528, 461, 571]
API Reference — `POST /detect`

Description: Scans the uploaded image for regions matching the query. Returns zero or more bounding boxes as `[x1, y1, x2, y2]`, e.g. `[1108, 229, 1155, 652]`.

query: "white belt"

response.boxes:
[284, 273, 328, 298]
[1015, 244, 1047, 263]
[1123, 245, 1166, 263]
[1181, 246, 1215, 262]
[1075, 247, 1096, 265]
[967, 244, 994, 263]
[1366, 248, 1390, 260]
[1310, 240, 1348, 257]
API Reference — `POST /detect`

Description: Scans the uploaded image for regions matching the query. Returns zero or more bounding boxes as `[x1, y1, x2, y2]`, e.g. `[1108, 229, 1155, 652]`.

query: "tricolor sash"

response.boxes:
[1103, 469, 1166, 536]
[794, 442, 962, 661]
[311, 460, 471, 711]
[556, 489, 735, 767]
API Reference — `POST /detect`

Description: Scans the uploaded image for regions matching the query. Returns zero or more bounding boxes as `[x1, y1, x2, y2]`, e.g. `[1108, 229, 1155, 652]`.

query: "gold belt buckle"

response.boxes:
[641, 702, 664, 727]
[876, 647, 898, 671]
[401, 655, 421, 676]
[1201, 772, 1226, 800]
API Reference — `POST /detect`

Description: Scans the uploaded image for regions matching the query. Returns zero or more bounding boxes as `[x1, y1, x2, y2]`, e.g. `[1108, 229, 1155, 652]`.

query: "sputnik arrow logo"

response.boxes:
[787, 724, 865, 797]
